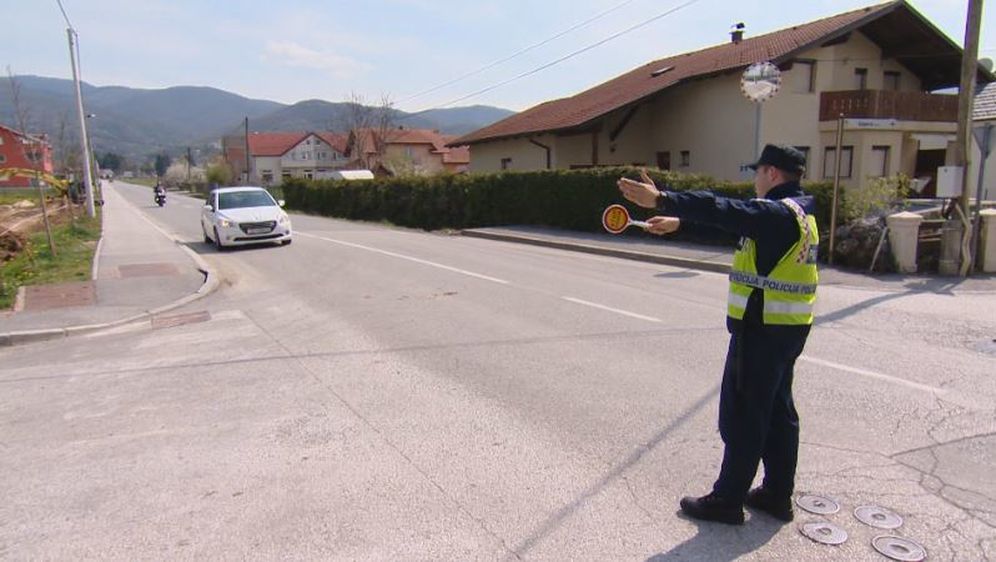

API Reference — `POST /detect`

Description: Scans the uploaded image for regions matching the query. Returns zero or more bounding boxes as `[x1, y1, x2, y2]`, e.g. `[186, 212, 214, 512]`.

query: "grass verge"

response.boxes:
[0, 213, 102, 310]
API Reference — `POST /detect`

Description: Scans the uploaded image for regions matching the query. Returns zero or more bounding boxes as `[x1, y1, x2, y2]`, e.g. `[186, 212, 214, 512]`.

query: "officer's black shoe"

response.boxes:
[744, 487, 794, 522]
[679, 492, 745, 525]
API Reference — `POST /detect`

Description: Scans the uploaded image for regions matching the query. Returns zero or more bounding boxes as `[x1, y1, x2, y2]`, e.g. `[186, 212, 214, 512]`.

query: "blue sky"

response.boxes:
[3, 0, 993, 113]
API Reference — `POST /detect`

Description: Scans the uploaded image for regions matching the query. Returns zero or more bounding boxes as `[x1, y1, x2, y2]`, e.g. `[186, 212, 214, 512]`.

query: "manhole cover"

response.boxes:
[854, 505, 903, 529]
[872, 535, 926, 561]
[799, 521, 848, 545]
[796, 494, 840, 515]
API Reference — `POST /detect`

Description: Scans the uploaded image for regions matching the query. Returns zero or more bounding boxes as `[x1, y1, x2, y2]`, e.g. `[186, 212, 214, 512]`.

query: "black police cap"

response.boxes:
[747, 144, 806, 174]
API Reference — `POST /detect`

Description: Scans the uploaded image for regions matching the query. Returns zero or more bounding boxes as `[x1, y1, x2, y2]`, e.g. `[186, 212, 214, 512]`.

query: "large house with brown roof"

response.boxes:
[346, 127, 470, 176]
[453, 0, 994, 196]
[222, 131, 349, 185]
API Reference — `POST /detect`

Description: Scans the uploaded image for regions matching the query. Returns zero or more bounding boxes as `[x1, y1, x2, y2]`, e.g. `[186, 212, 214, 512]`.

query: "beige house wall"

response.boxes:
[253, 156, 282, 184]
[468, 135, 555, 172]
[383, 144, 445, 174]
[583, 103, 656, 168]
[649, 73, 756, 181]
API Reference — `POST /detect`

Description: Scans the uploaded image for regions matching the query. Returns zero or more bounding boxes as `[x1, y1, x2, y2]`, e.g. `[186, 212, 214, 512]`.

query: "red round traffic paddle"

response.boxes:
[602, 204, 649, 234]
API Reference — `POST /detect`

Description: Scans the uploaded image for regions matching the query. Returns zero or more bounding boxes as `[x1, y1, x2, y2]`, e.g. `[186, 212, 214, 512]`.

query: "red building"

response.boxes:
[0, 123, 55, 188]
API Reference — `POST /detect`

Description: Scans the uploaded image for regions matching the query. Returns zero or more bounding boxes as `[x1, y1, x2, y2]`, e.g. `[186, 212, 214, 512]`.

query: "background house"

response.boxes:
[222, 131, 348, 185]
[453, 0, 994, 197]
[346, 127, 470, 176]
[970, 81, 995, 201]
[0, 124, 54, 188]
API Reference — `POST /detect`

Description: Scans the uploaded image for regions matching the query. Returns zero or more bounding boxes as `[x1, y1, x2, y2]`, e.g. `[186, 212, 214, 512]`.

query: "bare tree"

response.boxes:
[5, 67, 32, 133]
[339, 92, 396, 171]
[5, 69, 55, 255]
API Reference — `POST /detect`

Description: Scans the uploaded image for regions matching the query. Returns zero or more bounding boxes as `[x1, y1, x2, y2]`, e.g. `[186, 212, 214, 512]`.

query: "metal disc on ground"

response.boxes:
[854, 505, 903, 529]
[799, 521, 848, 545]
[796, 494, 840, 515]
[871, 535, 927, 561]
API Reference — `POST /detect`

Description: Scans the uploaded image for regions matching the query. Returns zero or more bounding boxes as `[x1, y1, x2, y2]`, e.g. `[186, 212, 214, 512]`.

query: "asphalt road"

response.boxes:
[2, 181, 994, 560]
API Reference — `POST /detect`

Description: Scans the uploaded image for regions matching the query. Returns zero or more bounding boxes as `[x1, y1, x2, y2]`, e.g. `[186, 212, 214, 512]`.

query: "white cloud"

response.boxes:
[262, 40, 371, 78]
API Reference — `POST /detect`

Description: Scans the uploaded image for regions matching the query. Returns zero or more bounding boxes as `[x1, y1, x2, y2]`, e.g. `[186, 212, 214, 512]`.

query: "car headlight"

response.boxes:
[278, 213, 290, 225]
[219, 218, 233, 228]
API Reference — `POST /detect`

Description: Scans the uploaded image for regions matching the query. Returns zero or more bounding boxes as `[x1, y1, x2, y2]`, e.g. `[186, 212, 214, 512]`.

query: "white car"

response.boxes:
[201, 187, 292, 249]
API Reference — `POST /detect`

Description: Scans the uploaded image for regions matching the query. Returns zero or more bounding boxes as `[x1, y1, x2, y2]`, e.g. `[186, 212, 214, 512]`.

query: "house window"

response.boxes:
[656, 151, 671, 170]
[405, 146, 414, 158]
[501, 157, 512, 170]
[793, 146, 811, 178]
[792, 60, 816, 93]
[854, 68, 868, 90]
[680, 151, 690, 167]
[884, 71, 901, 91]
[871, 145, 890, 177]
[823, 146, 853, 179]
[261, 172, 273, 184]
[0, 154, 5, 164]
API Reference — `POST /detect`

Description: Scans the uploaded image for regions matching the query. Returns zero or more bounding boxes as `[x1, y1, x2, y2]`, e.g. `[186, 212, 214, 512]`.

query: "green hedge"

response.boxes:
[282, 168, 837, 236]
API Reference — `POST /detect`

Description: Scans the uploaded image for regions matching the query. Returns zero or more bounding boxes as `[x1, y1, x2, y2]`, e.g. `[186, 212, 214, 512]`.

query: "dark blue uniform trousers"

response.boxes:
[713, 323, 811, 502]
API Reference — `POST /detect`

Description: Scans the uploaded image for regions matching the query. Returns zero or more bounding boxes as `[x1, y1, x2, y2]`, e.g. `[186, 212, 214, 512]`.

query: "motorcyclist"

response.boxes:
[154, 183, 167, 205]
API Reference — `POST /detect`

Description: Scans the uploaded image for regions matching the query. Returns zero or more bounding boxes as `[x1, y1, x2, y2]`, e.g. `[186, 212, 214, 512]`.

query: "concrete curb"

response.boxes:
[0, 189, 221, 348]
[91, 236, 104, 281]
[460, 229, 732, 274]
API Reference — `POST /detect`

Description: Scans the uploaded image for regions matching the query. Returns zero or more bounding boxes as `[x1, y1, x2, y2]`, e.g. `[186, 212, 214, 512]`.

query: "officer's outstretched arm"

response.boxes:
[646, 216, 680, 235]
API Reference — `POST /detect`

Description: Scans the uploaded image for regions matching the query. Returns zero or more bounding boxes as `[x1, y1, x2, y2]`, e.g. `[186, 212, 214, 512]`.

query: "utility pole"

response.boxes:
[187, 146, 192, 183]
[829, 114, 845, 265]
[243, 117, 251, 185]
[955, 0, 984, 276]
[67, 28, 95, 218]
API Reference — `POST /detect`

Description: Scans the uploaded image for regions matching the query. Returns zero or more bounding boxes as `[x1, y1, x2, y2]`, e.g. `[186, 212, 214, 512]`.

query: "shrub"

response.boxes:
[841, 174, 912, 221]
[282, 168, 836, 240]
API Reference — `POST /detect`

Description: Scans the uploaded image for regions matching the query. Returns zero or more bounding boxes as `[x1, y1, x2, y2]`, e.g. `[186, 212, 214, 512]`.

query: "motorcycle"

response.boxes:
[154, 189, 167, 207]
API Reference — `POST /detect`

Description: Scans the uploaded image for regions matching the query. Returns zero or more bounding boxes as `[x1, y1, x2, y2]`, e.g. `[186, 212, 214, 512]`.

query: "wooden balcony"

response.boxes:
[819, 90, 958, 123]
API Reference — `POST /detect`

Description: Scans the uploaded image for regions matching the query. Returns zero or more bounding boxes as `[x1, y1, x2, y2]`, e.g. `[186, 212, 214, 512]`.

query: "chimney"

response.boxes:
[731, 22, 745, 44]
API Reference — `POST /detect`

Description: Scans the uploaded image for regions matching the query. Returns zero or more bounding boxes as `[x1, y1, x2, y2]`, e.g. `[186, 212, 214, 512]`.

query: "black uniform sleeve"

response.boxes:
[657, 189, 798, 242]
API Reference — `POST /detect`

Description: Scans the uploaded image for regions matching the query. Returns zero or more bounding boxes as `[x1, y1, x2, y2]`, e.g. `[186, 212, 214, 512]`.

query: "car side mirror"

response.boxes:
[278, 199, 285, 207]
[203, 204, 214, 212]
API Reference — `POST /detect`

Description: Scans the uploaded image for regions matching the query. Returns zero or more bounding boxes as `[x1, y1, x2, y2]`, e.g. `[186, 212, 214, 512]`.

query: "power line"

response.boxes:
[406, 0, 705, 118]
[398, 0, 643, 104]
[55, 0, 74, 29]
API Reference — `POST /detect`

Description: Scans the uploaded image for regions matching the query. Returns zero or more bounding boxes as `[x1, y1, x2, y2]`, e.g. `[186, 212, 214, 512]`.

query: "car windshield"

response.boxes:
[218, 190, 276, 210]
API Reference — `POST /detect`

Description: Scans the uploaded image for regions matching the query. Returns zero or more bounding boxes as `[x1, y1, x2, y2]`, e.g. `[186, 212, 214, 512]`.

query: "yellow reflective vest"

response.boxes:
[727, 198, 819, 325]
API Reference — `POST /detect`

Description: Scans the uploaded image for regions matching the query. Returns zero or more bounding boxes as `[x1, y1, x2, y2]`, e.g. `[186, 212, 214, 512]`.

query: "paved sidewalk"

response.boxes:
[463, 225, 996, 293]
[0, 182, 216, 346]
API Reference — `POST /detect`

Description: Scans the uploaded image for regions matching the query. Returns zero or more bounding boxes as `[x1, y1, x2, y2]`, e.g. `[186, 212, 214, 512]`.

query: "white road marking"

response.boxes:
[561, 296, 662, 323]
[298, 231, 509, 285]
[800, 355, 946, 395]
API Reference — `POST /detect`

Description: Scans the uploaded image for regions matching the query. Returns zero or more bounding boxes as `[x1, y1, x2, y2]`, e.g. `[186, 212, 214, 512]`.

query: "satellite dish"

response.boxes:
[981, 58, 994, 72]
[741, 61, 782, 103]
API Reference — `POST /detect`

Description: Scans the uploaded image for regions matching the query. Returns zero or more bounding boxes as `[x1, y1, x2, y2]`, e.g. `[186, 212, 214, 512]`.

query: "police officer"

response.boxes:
[617, 144, 818, 525]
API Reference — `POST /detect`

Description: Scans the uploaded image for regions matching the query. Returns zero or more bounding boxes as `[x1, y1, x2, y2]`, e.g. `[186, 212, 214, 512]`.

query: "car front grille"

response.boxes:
[238, 221, 276, 234]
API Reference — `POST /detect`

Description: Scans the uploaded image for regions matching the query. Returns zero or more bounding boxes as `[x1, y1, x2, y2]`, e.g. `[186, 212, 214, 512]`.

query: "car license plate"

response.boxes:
[247, 227, 270, 234]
